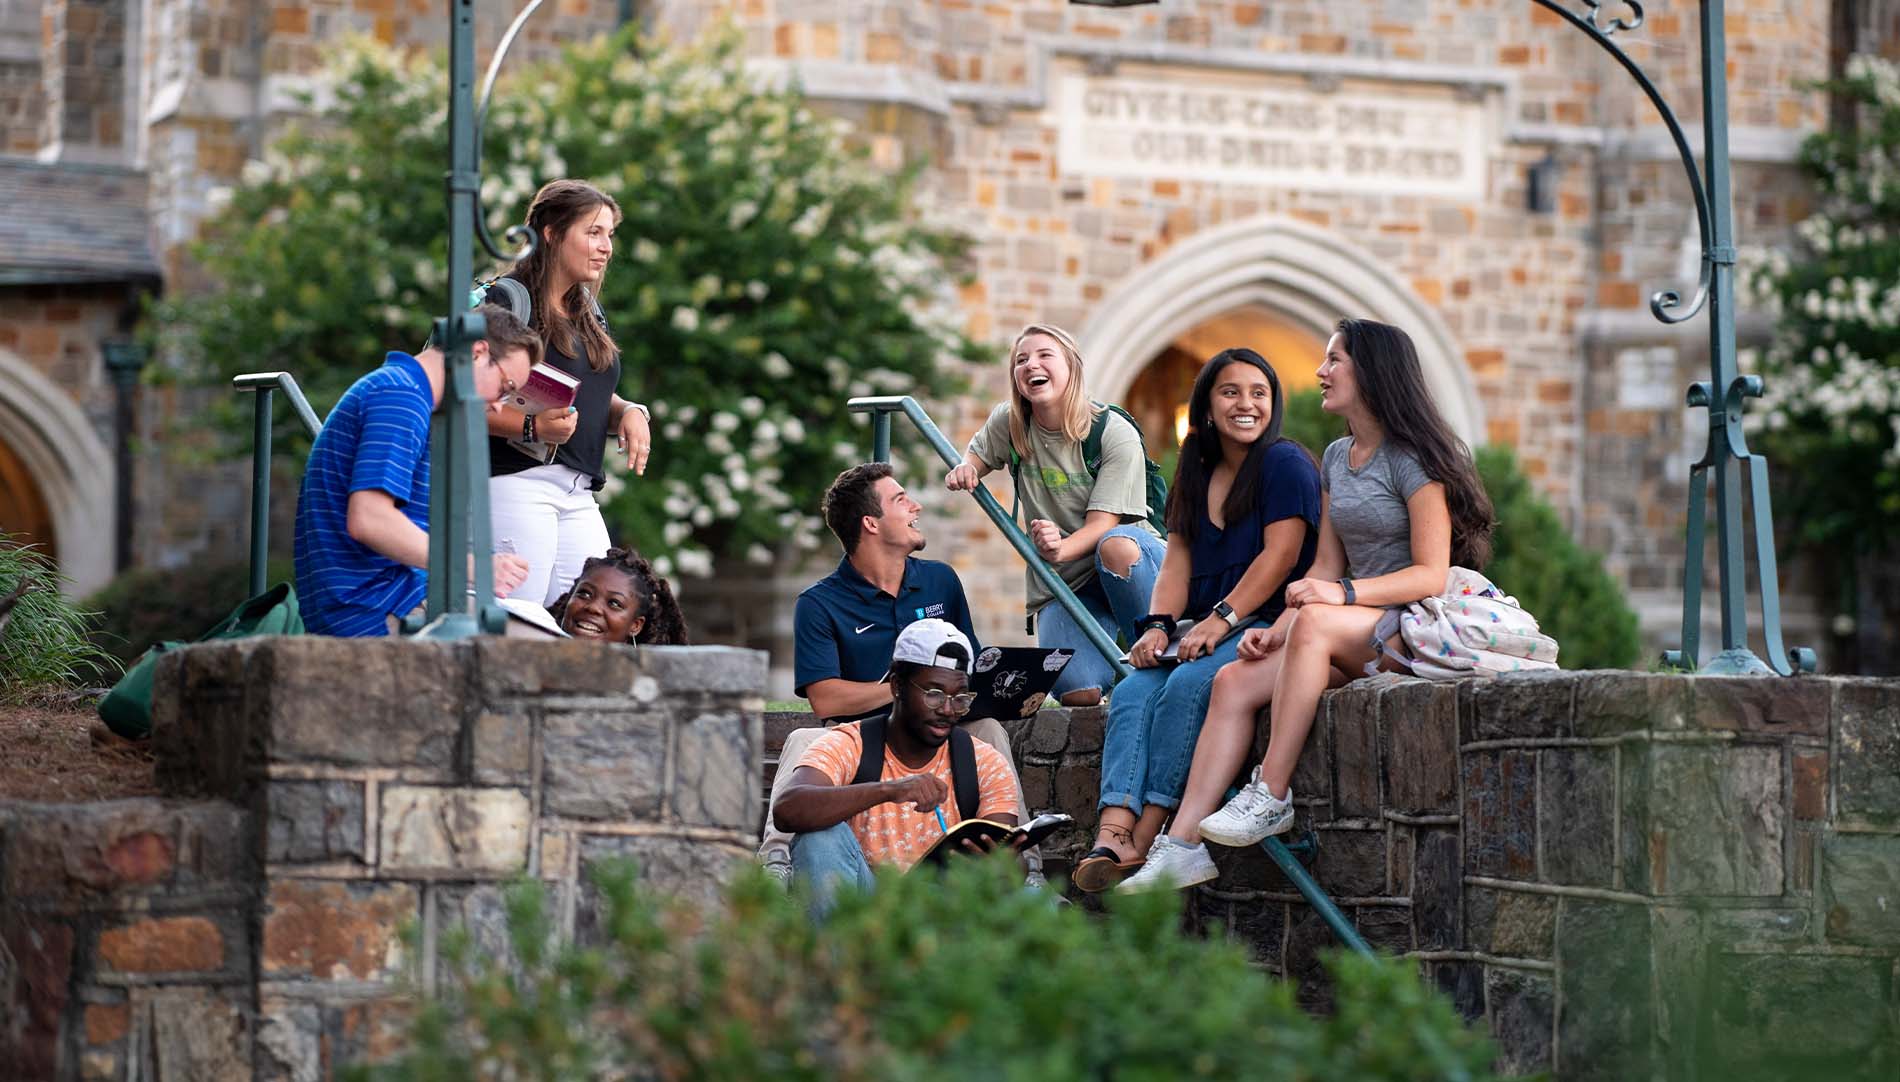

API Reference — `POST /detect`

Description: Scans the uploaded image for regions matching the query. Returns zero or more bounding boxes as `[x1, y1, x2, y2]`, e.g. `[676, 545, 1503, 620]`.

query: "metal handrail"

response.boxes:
[850, 394, 1372, 957]
[232, 372, 325, 598]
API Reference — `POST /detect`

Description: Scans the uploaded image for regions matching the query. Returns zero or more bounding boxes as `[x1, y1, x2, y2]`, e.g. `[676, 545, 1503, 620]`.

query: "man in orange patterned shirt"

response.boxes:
[774, 620, 1025, 918]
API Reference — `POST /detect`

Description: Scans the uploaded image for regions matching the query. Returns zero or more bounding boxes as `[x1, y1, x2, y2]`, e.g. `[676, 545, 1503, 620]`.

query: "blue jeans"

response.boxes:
[1097, 620, 1256, 813]
[1040, 525, 1168, 697]
[791, 822, 876, 921]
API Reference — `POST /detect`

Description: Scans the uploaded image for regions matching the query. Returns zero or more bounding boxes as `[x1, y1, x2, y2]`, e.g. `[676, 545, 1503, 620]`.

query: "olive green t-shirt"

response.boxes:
[967, 403, 1160, 614]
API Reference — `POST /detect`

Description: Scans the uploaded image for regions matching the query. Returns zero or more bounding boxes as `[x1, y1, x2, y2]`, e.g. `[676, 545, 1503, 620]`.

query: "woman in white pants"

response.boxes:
[485, 179, 655, 606]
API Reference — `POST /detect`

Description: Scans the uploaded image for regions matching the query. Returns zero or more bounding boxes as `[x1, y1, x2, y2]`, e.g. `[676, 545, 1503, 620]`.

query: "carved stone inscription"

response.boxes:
[1055, 71, 1488, 200]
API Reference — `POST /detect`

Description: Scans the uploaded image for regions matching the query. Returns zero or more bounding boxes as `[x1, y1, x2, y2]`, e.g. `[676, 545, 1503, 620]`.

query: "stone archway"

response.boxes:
[0, 349, 115, 595]
[1078, 215, 1484, 445]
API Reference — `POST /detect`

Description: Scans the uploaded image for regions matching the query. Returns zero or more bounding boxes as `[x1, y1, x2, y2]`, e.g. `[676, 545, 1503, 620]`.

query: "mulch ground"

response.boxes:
[0, 691, 157, 803]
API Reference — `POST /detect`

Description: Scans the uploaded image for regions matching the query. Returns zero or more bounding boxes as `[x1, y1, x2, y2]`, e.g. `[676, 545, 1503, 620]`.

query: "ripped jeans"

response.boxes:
[1038, 525, 1168, 698]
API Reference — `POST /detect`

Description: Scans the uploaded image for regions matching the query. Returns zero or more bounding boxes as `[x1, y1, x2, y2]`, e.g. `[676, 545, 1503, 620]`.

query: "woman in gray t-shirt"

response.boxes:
[946, 324, 1167, 706]
[1118, 318, 1497, 893]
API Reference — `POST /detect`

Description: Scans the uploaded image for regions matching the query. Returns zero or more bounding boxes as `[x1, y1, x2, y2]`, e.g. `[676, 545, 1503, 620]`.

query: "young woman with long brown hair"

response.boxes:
[1119, 318, 1495, 892]
[1072, 347, 1323, 892]
[485, 179, 656, 607]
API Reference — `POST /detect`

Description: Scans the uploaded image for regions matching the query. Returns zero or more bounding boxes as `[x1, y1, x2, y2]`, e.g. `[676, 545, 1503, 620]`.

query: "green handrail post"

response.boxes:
[871, 411, 891, 464]
[1259, 832, 1373, 955]
[249, 386, 272, 599]
[850, 394, 1372, 957]
[233, 372, 325, 600]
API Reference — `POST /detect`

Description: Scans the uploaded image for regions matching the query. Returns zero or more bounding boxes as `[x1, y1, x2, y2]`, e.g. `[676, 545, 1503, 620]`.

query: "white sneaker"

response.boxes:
[762, 859, 793, 891]
[1198, 768, 1295, 847]
[1115, 836, 1218, 894]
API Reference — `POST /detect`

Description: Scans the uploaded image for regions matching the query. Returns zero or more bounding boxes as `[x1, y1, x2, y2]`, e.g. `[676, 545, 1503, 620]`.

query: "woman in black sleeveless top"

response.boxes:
[485, 179, 654, 607]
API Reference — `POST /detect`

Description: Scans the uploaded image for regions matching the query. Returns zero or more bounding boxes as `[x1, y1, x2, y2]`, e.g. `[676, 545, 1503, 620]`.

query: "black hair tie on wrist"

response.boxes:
[1137, 613, 1177, 637]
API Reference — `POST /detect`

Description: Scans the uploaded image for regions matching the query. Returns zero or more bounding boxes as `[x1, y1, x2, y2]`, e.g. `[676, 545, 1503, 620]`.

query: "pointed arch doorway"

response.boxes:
[0, 348, 115, 595]
[1079, 215, 1483, 451]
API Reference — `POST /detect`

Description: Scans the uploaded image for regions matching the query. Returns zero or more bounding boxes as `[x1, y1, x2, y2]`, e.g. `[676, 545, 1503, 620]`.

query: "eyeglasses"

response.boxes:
[906, 680, 976, 715]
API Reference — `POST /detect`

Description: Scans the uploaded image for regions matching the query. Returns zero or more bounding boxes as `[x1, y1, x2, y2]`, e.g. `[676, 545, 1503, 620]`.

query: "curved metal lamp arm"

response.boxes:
[1528, 0, 1714, 324]
[469, 0, 548, 265]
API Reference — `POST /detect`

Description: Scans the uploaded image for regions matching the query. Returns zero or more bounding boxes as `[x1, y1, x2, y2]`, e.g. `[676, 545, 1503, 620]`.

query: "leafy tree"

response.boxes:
[1742, 54, 1900, 669]
[349, 856, 1501, 1082]
[1279, 390, 1640, 669]
[153, 26, 977, 576]
[0, 534, 119, 700]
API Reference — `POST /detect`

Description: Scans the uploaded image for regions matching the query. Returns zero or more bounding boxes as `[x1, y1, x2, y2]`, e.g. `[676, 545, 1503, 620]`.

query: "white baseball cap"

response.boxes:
[883, 618, 974, 679]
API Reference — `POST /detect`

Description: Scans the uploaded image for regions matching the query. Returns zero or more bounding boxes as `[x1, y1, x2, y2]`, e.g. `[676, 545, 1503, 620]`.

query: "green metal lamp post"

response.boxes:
[1072, 0, 1812, 676]
[419, 0, 545, 638]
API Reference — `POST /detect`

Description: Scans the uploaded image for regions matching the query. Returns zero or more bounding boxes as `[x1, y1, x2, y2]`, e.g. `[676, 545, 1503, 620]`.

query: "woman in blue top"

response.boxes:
[1073, 347, 1321, 893]
[1118, 318, 1495, 893]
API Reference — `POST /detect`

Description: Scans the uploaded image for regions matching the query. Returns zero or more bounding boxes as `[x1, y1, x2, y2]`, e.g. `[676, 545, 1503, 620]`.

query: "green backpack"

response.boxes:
[97, 582, 303, 739]
[1008, 402, 1170, 536]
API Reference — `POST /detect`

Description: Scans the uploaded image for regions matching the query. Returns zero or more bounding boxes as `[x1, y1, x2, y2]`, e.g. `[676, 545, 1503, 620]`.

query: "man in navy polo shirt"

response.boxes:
[762, 462, 1039, 884]
[793, 462, 977, 718]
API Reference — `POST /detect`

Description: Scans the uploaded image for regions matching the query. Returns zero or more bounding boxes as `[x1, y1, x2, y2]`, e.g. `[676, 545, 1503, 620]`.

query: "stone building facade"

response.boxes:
[3, 0, 1897, 685]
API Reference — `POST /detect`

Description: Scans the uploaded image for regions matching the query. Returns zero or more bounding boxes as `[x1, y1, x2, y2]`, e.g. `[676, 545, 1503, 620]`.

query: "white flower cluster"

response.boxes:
[1847, 53, 1900, 110]
[1755, 340, 1900, 466]
[1795, 274, 1900, 331]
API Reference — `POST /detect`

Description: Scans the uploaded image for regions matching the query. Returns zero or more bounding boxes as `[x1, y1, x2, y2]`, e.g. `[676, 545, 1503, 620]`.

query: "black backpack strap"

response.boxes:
[850, 718, 887, 787]
[948, 727, 979, 821]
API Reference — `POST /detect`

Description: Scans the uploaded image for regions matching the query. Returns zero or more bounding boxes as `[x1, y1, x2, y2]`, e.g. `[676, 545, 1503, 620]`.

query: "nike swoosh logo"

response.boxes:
[855, 623, 876, 634]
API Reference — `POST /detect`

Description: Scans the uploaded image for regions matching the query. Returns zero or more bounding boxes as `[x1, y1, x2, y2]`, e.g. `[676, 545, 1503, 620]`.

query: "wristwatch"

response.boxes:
[1339, 578, 1357, 605]
[1211, 600, 1237, 629]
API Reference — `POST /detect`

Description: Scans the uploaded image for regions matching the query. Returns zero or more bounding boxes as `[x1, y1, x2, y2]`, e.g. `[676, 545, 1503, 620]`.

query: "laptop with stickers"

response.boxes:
[966, 645, 1074, 720]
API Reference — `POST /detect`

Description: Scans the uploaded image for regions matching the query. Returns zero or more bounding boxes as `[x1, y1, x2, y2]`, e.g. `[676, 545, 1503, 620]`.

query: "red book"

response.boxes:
[505, 362, 580, 416]
[506, 363, 581, 464]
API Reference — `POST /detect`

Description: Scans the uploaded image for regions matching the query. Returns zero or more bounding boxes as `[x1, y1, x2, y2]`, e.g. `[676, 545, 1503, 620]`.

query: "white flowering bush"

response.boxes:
[1743, 55, 1900, 562]
[154, 26, 977, 572]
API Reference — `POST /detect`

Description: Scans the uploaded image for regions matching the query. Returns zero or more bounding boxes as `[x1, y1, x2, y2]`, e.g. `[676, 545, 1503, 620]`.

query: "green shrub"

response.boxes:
[1279, 386, 1347, 460]
[1476, 446, 1642, 670]
[1279, 391, 1640, 669]
[84, 558, 294, 667]
[351, 856, 1500, 1082]
[0, 534, 119, 701]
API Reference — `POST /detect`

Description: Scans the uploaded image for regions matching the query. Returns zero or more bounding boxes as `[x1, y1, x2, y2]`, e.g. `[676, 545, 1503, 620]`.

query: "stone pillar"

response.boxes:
[151, 636, 764, 1081]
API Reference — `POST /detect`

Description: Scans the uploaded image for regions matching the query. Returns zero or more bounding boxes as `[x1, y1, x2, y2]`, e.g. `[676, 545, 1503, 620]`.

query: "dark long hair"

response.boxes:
[1333, 318, 1495, 569]
[507, 179, 621, 372]
[1163, 348, 1296, 543]
[549, 547, 689, 645]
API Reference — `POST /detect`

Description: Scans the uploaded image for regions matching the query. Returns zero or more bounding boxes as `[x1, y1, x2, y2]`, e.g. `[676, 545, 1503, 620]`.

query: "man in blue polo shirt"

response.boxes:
[763, 462, 1038, 883]
[293, 304, 540, 637]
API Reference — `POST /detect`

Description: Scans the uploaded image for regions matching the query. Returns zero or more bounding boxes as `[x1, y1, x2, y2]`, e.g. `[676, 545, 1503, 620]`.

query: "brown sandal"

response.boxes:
[1072, 845, 1144, 893]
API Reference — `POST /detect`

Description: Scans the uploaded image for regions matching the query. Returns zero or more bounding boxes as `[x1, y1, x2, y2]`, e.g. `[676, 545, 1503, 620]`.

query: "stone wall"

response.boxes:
[0, 638, 764, 1081]
[997, 671, 1900, 1079]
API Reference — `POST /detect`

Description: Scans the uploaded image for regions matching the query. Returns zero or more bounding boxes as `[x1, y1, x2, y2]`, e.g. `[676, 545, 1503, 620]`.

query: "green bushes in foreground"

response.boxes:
[350, 856, 1500, 1082]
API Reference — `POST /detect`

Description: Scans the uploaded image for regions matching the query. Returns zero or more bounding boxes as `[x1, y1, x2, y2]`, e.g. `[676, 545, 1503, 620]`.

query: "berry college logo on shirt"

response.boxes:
[914, 603, 946, 620]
